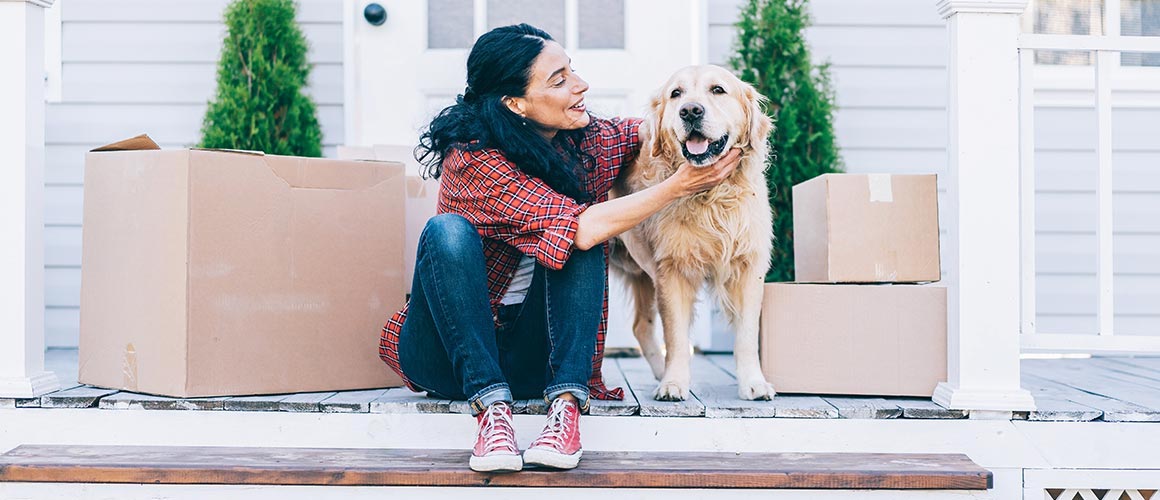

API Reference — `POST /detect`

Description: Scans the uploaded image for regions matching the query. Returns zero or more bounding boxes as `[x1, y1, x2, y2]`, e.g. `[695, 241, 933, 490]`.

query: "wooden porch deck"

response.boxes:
[5, 348, 1160, 422]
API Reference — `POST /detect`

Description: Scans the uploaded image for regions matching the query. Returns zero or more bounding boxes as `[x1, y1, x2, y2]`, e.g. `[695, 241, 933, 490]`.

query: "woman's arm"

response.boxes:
[573, 148, 743, 251]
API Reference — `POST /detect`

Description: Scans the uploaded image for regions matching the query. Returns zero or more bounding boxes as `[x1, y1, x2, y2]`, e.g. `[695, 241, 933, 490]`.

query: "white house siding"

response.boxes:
[709, 0, 1160, 339]
[43, 0, 345, 347]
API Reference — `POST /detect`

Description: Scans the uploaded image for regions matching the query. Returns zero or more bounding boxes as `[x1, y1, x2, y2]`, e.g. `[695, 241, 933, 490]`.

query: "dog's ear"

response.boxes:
[740, 82, 773, 149]
[647, 90, 666, 158]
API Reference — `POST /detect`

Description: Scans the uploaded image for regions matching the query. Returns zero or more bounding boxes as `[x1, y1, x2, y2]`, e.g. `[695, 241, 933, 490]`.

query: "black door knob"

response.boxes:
[364, 3, 387, 26]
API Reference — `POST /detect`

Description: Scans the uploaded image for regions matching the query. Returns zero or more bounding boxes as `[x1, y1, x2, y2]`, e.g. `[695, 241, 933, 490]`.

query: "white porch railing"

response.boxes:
[1017, 26, 1160, 354]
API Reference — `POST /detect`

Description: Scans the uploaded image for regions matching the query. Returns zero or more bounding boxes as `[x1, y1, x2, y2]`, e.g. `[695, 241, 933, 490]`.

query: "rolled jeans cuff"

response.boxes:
[545, 383, 590, 412]
[469, 383, 513, 415]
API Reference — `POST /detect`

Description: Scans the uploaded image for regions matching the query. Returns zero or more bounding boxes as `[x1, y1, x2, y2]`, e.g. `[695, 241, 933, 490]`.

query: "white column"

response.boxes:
[0, 0, 60, 398]
[933, 0, 1035, 411]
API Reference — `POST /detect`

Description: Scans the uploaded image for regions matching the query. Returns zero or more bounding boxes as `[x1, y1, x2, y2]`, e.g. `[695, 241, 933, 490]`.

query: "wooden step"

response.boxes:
[0, 445, 991, 490]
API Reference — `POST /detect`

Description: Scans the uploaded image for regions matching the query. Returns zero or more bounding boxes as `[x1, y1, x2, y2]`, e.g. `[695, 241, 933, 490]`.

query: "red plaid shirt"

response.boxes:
[380, 116, 642, 400]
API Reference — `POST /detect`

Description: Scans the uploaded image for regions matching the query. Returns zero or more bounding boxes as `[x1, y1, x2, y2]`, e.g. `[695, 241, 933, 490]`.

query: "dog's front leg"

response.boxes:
[653, 266, 697, 401]
[628, 273, 666, 380]
[727, 268, 775, 401]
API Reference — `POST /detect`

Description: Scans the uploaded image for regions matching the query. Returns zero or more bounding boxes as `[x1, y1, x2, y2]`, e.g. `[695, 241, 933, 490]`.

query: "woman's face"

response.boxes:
[505, 41, 590, 139]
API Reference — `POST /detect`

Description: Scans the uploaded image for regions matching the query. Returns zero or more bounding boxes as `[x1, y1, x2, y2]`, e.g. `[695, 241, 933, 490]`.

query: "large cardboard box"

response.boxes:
[760, 283, 947, 397]
[79, 135, 407, 397]
[793, 174, 941, 283]
[338, 145, 439, 293]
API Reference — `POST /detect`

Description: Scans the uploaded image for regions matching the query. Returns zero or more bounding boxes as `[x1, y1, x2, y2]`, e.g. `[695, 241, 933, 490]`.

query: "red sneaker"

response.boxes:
[469, 401, 522, 473]
[523, 397, 582, 469]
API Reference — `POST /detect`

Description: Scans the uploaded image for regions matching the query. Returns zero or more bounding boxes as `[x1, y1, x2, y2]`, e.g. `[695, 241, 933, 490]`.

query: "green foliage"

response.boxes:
[729, 0, 843, 282]
[199, 0, 322, 157]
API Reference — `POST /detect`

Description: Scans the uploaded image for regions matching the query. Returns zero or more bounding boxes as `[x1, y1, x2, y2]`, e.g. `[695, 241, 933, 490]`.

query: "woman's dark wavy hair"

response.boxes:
[415, 23, 594, 202]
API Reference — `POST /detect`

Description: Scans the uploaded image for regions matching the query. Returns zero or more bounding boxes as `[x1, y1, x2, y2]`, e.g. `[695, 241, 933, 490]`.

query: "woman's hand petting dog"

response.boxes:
[666, 148, 743, 197]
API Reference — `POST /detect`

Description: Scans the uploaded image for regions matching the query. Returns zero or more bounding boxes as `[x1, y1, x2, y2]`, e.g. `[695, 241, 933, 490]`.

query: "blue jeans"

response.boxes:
[397, 214, 603, 415]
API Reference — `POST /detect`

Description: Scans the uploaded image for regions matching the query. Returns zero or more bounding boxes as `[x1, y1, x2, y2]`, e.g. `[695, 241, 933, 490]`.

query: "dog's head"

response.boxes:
[645, 65, 772, 167]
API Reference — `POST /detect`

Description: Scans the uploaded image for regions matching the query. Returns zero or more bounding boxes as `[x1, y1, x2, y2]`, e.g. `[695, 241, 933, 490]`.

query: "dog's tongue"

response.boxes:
[685, 136, 710, 155]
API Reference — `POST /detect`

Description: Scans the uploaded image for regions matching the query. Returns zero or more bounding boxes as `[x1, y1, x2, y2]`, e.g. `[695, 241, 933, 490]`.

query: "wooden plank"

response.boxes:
[589, 357, 639, 417]
[1023, 359, 1160, 412]
[0, 397, 40, 409]
[1116, 356, 1160, 375]
[278, 392, 337, 413]
[448, 400, 472, 414]
[704, 354, 841, 418]
[761, 395, 842, 419]
[823, 397, 904, 419]
[319, 389, 391, 413]
[1087, 356, 1160, 384]
[40, 385, 118, 409]
[512, 399, 548, 415]
[223, 394, 291, 412]
[1022, 372, 1159, 422]
[894, 399, 968, 419]
[97, 392, 227, 411]
[1024, 396, 1102, 422]
[616, 357, 704, 417]
[0, 445, 993, 490]
[12, 383, 85, 408]
[704, 353, 736, 376]
[689, 356, 777, 418]
[368, 389, 450, 414]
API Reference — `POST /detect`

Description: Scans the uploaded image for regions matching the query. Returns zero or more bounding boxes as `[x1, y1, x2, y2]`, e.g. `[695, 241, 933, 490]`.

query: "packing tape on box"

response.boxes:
[122, 343, 138, 391]
[868, 174, 893, 202]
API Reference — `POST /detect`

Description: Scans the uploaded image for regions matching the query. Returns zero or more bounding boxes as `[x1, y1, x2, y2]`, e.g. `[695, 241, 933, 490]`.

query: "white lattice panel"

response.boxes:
[1046, 489, 1157, 500]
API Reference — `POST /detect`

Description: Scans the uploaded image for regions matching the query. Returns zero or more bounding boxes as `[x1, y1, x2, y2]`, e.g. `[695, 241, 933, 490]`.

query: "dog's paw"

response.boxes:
[738, 377, 776, 401]
[653, 379, 690, 401]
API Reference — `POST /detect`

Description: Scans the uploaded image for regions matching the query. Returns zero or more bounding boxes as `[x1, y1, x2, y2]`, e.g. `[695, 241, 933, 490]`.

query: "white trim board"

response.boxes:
[10, 409, 1160, 470]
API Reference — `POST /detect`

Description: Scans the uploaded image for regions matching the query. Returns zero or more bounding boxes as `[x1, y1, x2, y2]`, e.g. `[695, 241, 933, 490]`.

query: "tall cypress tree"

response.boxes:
[729, 0, 843, 282]
[199, 0, 322, 157]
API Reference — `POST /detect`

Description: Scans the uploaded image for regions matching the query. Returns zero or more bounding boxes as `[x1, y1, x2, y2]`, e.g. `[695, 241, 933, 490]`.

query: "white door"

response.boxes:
[344, 0, 715, 350]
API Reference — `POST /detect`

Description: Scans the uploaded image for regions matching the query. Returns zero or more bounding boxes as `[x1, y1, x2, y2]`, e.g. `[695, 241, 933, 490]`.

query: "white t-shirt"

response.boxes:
[499, 255, 536, 305]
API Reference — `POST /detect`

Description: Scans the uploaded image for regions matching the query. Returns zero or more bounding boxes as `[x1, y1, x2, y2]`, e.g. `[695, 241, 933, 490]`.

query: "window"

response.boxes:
[1026, 0, 1160, 67]
[578, 0, 625, 49]
[487, 0, 566, 42]
[1122, 0, 1160, 65]
[428, 0, 474, 49]
[425, 0, 626, 50]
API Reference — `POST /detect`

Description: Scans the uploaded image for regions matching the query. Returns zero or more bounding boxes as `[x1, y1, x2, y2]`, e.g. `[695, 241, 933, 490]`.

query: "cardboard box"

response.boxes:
[79, 135, 407, 397]
[338, 145, 439, 293]
[793, 174, 941, 283]
[760, 282, 947, 397]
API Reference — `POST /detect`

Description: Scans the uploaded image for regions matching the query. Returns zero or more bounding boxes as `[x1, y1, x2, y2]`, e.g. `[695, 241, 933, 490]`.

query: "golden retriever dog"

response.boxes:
[611, 65, 775, 401]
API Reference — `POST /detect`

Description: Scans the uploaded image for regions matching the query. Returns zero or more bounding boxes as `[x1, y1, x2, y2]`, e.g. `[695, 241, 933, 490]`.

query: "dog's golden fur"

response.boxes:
[611, 65, 775, 401]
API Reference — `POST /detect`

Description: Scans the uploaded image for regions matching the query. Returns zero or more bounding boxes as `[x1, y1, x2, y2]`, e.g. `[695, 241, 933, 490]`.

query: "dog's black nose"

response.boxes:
[679, 102, 704, 122]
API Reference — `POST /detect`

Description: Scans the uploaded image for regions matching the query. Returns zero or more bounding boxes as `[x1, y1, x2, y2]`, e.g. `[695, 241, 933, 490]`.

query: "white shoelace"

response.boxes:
[533, 398, 573, 452]
[479, 403, 517, 454]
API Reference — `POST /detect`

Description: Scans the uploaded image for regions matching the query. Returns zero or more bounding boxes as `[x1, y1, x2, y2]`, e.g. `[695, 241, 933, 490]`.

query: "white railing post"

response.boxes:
[0, 0, 60, 398]
[933, 0, 1036, 411]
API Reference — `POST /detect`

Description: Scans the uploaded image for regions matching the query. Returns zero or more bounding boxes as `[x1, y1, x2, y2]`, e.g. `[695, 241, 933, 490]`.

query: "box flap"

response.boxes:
[264, 155, 403, 190]
[91, 134, 161, 152]
[192, 147, 266, 157]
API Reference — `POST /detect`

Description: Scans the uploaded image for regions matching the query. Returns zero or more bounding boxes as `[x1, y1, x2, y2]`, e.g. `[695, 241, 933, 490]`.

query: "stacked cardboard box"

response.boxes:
[760, 174, 947, 397]
[79, 135, 407, 397]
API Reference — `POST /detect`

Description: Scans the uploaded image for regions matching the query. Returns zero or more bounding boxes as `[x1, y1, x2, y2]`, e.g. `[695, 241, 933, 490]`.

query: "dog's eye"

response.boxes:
[670, 88, 682, 98]
[711, 85, 726, 95]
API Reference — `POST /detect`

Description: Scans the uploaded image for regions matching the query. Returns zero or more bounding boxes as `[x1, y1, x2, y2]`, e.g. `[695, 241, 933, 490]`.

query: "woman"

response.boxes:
[378, 24, 740, 473]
